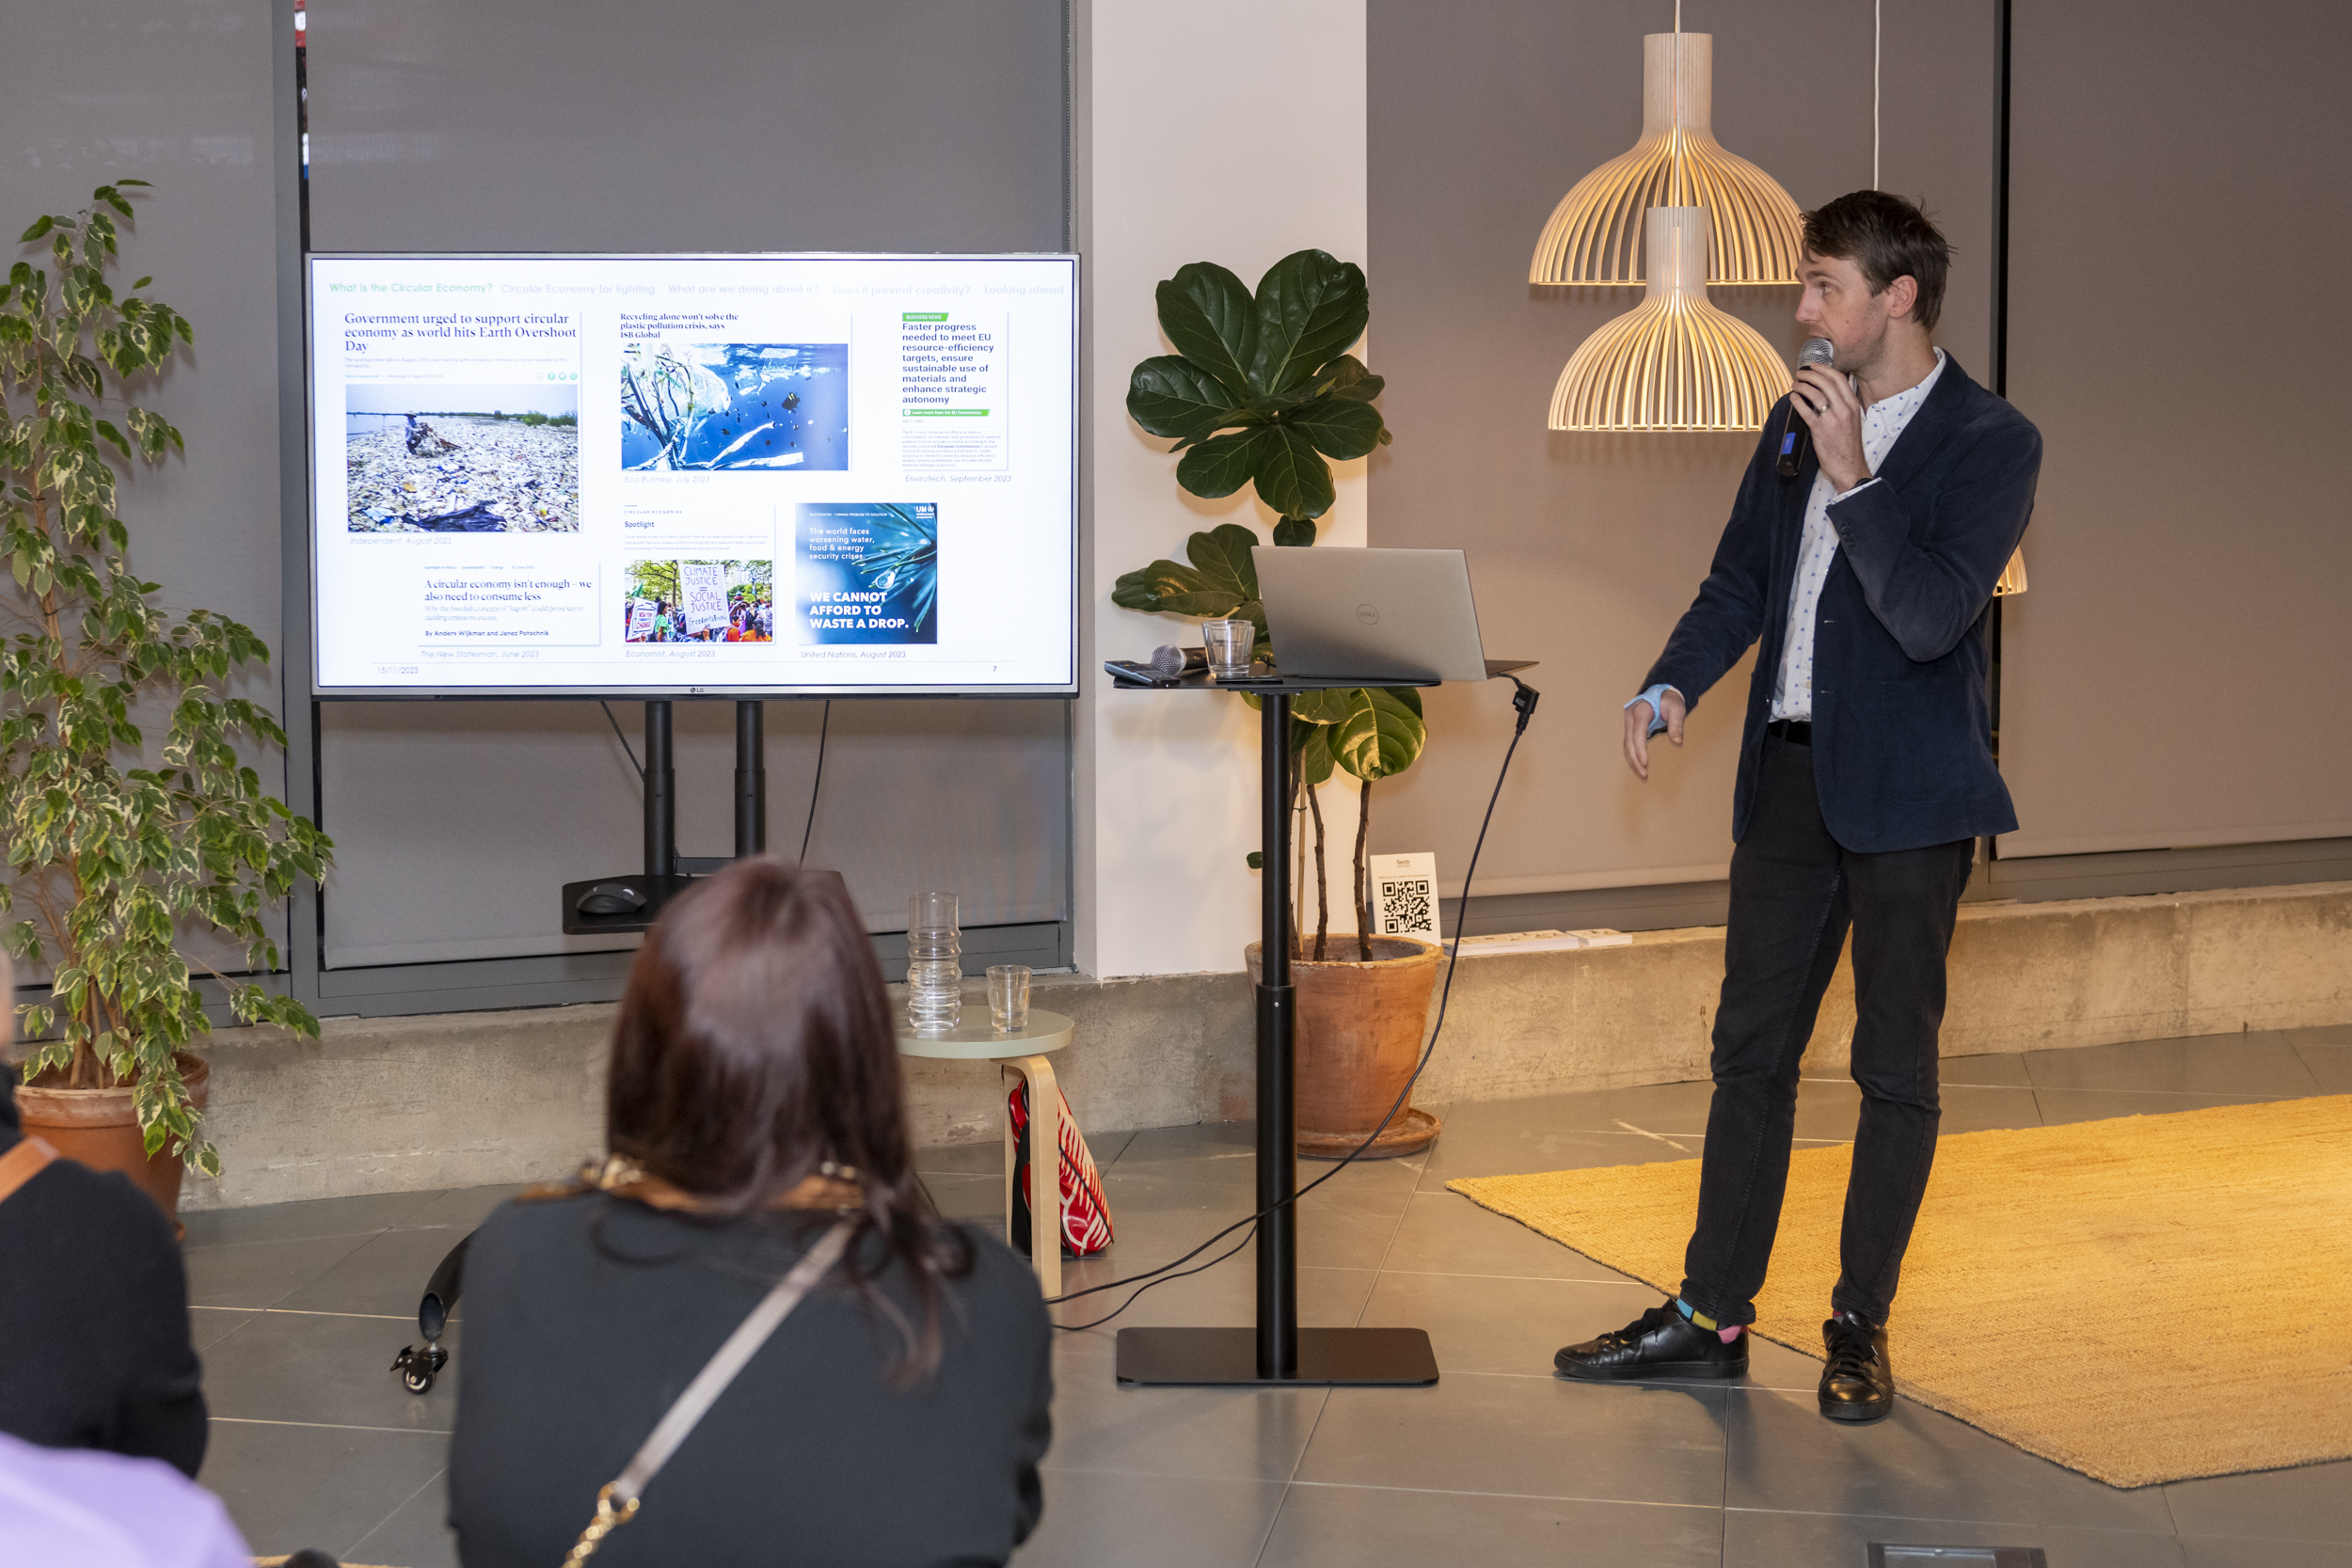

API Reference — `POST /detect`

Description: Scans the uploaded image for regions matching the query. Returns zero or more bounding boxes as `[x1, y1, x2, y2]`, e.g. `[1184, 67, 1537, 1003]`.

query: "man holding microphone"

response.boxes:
[1553, 192, 2041, 1423]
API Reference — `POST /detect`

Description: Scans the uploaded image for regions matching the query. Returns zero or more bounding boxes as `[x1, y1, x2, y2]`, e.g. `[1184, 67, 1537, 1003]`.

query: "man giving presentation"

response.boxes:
[1554, 191, 2042, 1423]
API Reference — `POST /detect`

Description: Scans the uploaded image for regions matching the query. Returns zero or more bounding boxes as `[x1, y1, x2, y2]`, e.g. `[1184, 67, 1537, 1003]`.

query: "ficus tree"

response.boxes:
[1114, 251, 1425, 961]
[1, 184, 332, 1174]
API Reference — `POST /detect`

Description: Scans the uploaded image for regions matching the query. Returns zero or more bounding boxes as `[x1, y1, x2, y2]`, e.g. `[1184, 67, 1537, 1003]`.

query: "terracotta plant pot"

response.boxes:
[1246, 936, 1443, 1158]
[13, 1053, 209, 1233]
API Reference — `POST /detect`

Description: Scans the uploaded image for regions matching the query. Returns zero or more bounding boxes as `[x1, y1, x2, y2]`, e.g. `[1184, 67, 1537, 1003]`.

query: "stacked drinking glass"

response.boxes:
[906, 891, 961, 1036]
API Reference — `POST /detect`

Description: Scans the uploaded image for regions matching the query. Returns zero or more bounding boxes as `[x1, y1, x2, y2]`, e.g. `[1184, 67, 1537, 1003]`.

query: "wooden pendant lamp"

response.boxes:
[1530, 30, 1804, 287]
[1541, 13, 1798, 432]
[1994, 549, 2028, 596]
[1548, 208, 1789, 432]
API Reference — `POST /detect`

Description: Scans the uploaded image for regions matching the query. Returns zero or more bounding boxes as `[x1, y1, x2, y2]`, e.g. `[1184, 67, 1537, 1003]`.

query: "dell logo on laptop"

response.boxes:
[1356, 603, 1380, 626]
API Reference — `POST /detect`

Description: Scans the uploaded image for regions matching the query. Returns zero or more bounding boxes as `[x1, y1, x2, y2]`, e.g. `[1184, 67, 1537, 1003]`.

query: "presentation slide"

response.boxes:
[307, 253, 1076, 695]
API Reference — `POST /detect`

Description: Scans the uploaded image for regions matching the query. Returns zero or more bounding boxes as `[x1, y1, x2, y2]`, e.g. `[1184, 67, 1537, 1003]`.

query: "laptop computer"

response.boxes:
[1251, 546, 1525, 684]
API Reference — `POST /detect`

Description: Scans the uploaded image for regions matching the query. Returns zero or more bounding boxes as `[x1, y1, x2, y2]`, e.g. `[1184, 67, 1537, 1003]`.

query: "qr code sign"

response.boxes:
[1377, 877, 1436, 938]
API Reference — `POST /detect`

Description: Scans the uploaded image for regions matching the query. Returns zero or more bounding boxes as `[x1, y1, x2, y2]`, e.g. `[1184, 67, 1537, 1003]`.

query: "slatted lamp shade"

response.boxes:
[1530, 32, 1804, 287]
[1994, 548, 2028, 596]
[1549, 208, 1790, 432]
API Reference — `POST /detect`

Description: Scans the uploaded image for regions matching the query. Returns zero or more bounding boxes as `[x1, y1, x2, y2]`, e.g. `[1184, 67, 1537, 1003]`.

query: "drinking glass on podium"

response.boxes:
[1201, 619, 1255, 681]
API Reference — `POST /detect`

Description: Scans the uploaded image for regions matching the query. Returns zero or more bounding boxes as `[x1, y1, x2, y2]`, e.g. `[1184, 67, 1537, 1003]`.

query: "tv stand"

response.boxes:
[560, 699, 769, 936]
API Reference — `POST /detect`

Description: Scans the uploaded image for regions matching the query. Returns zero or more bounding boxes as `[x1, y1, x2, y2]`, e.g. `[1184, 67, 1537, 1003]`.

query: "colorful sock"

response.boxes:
[1674, 1297, 1743, 1341]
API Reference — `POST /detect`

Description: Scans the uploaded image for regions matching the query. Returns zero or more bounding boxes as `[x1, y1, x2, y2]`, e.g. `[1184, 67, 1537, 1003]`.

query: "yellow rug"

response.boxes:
[1449, 1094, 2352, 1488]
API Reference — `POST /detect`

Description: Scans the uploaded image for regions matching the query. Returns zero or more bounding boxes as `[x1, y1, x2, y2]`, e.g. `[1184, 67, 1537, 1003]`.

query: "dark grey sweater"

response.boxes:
[0, 1075, 208, 1477]
[448, 1193, 1052, 1568]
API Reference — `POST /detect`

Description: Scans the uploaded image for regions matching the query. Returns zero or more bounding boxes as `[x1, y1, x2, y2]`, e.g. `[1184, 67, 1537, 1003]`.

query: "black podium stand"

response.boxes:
[1108, 672, 1441, 1387]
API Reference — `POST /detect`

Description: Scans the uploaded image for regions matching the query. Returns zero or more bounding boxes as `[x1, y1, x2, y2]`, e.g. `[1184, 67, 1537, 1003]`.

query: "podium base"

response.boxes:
[1115, 1326, 1438, 1386]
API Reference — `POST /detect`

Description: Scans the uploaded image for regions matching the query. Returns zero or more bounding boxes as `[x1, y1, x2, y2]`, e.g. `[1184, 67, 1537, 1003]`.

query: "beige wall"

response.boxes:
[1359, 0, 2351, 891]
[1073, 0, 1372, 979]
[1362, 0, 2001, 895]
[1998, 0, 2352, 858]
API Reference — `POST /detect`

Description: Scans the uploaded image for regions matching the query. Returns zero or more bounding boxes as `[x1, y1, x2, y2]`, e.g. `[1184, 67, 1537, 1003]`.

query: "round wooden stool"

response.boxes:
[897, 1008, 1074, 1297]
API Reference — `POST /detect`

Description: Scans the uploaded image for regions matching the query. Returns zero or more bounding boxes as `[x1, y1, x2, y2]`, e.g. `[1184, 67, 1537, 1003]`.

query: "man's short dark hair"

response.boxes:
[1801, 191, 1950, 332]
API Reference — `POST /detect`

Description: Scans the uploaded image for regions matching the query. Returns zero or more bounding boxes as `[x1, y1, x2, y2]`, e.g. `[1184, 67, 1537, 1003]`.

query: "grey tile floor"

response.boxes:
[187, 1024, 2352, 1567]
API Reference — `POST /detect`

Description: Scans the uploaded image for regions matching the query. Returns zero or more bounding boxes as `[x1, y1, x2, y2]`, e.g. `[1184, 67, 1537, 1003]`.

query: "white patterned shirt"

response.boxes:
[1769, 349, 1947, 721]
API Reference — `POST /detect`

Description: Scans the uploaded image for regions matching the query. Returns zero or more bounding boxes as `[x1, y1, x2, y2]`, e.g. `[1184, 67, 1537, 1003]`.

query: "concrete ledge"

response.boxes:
[178, 880, 2350, 1209]
[182, 971, 1256, 1212]
[186, 1005, 610, 1212]
[1417, 880, 2352, 1104]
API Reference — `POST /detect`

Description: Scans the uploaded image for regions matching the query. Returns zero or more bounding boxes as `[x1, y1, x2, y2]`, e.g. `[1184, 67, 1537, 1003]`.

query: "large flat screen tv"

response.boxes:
[306, 252, 1077, 697]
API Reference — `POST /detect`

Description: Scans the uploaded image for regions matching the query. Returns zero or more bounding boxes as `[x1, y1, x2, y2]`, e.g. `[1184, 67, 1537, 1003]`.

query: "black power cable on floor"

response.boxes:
[1049, 676, 1541, 1332]
[798, 700, 832, 864]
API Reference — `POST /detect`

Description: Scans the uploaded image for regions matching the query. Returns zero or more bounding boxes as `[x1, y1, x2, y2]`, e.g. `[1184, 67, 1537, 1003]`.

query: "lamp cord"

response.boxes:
[1671, 1, 1684, 208]
[1873, 0, 1883, 189]
[1045, 679, 1540, 1332]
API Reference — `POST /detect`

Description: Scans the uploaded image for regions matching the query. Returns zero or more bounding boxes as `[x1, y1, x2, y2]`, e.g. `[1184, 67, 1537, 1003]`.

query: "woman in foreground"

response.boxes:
[449, 859, 1052, 1566]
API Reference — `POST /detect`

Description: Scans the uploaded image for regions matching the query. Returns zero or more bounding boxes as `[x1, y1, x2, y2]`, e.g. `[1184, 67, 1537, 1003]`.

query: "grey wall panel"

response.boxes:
[318, 702, 646, 967]
[2, 0, 293, 977]
[1365, 0, 1998, 895]
[319, 698, 1069, 966]
[3, 2, 286, 661]
[1998, 0, 2352, 857]
[793, 699, 1072, 929]
[303, 0, 1073, 967]
[307, 0, 1066, 255]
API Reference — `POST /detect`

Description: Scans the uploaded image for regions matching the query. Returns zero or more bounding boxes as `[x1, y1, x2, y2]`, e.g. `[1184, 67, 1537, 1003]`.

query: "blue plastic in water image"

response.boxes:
[619, 341, 849, 471]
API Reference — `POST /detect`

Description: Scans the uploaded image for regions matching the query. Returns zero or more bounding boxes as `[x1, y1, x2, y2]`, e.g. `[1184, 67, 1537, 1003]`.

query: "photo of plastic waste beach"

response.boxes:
[620, 341, 849, 471]
[345, 382, 580, 532]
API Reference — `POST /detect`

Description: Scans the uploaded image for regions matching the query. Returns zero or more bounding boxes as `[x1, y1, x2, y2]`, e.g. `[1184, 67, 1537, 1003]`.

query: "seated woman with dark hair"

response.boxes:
[449, 860, 1052, 1567]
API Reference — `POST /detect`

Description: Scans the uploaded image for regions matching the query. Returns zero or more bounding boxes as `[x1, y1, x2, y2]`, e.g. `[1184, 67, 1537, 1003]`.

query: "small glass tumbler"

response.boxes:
[987, 965, 1032, 1035]
[1201, 618, 1255, 680]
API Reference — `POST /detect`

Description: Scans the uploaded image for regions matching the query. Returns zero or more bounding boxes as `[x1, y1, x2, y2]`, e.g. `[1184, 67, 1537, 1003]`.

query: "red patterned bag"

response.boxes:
[1007, 1080, 1114, 1257]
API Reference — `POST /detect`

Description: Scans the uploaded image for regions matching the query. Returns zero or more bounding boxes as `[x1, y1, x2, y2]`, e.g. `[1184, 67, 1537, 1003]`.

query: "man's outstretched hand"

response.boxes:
[1623, 689, 1687, 781]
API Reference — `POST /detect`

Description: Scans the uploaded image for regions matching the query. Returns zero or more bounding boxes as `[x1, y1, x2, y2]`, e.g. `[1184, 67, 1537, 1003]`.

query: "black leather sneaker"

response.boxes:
[1819, 1311, 1895, 1421]
[1555, 1300, 1749, 1381]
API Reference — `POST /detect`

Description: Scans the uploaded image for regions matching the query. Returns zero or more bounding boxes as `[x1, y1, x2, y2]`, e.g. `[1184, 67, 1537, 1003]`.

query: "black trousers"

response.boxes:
[1677, 733, 1975, 1327]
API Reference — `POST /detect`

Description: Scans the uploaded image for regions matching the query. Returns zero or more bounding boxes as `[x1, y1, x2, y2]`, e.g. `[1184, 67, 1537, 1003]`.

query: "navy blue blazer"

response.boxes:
[1644, 354, 2042, 854]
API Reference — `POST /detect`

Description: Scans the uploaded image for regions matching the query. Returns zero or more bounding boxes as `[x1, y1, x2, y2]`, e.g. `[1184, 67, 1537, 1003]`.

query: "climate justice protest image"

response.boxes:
[622, 560, 775, 643]
[619, 341, 850, 471]
[344, 382, 580, 532]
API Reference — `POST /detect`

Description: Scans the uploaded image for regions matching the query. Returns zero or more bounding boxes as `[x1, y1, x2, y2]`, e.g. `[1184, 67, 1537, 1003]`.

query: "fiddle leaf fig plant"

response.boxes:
[1116, 250, 1425, 961]
[1, 184, 332, 1174]
[1123, 249, 1391, 530]
[1114, 521, 1272, 644]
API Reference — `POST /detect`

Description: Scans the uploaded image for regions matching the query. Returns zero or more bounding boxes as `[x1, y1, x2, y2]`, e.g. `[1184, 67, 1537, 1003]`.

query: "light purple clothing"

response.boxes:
[0, 1431, 250, 1568]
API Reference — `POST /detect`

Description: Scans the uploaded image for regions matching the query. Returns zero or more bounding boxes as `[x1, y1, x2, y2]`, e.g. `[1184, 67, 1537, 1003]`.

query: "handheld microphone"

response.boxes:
[1150, 644, 1207, 677]
[1775, 337, 1837, 479]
